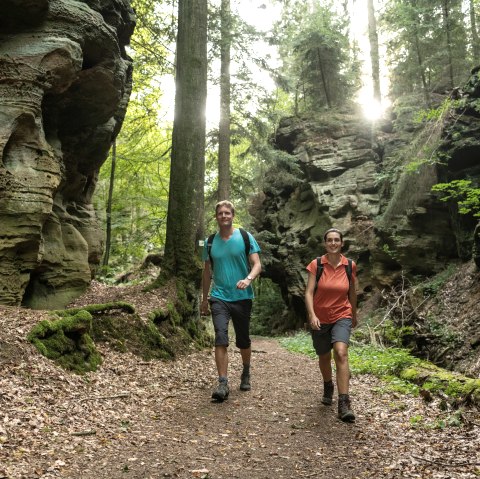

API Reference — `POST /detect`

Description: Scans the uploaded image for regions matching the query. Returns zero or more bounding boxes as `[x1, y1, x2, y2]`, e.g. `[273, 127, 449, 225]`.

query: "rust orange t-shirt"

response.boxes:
[306, 254, 356, 324]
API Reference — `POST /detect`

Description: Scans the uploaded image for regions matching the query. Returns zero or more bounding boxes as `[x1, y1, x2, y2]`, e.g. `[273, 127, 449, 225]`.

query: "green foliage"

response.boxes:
[381, 0, 470, 102]
[383, 321, 415, 347]
[278, 331, 316, 358]
[415, 99, 462, 123]
[251, 279, 286, 335]
[272, 1, 360, 113]
[432, 179, 480, 218]
[94, 0, 175, 268]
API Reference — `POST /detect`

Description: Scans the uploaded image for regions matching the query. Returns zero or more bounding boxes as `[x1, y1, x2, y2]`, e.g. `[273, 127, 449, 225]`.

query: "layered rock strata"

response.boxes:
[0, 0, 135, 308]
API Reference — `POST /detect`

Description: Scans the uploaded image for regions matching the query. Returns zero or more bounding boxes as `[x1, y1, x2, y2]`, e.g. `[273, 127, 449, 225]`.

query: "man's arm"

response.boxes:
[236, 252, 262, 290]
[200, 261, 212, 315]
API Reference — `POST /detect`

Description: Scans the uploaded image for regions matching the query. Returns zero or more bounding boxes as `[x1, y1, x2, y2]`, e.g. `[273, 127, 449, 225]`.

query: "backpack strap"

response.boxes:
[313, 257, 323, 295]
[207, 228, 251, 273]
[207, 233, 216, 270]
[313, 257, 353, 295]
[345, 258, 353, 286]
[239, 227, 251, 259]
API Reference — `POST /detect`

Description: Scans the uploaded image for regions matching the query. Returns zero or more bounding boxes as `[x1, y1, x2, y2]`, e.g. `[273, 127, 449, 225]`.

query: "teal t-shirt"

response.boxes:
[202, 228, 261, 302]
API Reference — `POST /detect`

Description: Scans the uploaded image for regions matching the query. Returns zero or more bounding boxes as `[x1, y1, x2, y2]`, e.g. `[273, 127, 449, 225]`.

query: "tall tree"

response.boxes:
[273, 1, 358, 113]
[103, 141, 116, 267]
[218, 0, 231, 201]
[469, 0, 480, 64]
[367, 0, 381, 101]
[441, 0, 455, 89]
[161, 0, 207, 285]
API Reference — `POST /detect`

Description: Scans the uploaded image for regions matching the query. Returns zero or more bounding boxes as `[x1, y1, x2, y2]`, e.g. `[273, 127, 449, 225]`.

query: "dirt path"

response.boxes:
[59, 339, 479, 479]
[1, 305, 479, 479]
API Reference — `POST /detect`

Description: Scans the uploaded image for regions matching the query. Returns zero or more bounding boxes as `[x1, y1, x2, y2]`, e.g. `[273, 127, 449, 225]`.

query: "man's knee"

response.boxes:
[235, 338, 251, 349]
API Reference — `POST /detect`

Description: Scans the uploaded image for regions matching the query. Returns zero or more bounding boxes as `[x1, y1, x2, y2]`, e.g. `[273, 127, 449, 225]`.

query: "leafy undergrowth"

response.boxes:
[279, 332, 480, 409]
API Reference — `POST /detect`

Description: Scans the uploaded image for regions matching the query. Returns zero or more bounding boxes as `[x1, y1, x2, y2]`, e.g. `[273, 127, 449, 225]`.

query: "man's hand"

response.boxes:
[236, 277, 252, 290]
[200, 299, 210, 316]
[352, 316, 358, 328]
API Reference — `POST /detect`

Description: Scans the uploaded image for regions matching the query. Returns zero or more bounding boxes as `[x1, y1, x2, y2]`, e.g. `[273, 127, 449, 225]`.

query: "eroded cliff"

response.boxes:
[0, 0, 135, 308]
[252, 74, 480, 333]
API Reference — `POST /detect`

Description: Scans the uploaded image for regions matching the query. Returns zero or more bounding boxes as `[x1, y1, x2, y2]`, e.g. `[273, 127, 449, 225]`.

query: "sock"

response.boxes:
[324, 380, 333, 386]
[219, 376, 228, 384]
[242, 364, 250, 375]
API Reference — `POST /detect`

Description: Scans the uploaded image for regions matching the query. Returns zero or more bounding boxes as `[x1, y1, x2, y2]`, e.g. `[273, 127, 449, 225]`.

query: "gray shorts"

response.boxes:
[210, 298, 252, 349]
[311, 318, 352, 356]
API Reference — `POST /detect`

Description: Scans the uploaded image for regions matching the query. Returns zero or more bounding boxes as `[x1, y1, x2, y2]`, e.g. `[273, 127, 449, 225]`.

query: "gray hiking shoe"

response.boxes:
[321, 380, 334, 405]
[212, 382, 229, 401]
[338, 394, 355, 422]
[240, 373, 251, 391]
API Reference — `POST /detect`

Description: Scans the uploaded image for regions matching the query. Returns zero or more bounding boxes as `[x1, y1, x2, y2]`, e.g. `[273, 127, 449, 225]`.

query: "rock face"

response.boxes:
[0, 0, 135, 308]
[252, 79, 480, 330]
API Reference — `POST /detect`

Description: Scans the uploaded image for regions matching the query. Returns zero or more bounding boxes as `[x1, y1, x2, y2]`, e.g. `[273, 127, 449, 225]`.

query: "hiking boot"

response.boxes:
[240, 373, 251, 391]
[338, 394, 355, 422]
[212, 382, 229, 401]
[321, 380, 334, 406]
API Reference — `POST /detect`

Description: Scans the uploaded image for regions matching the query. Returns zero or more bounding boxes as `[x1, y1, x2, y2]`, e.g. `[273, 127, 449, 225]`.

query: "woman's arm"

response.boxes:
[305, 271, 320, 330]
[348, 277, 358, 328]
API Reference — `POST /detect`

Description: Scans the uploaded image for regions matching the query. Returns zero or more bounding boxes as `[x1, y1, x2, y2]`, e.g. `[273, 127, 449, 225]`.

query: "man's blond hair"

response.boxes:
[215, 200, 235, 215]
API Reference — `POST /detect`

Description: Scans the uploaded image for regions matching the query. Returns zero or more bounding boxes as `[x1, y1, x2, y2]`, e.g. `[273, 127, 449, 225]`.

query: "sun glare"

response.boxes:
[362, 99, 384, 121]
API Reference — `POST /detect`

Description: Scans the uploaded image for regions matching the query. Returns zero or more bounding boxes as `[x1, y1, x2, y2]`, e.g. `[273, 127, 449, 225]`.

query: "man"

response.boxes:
[201, 200, 262, 402]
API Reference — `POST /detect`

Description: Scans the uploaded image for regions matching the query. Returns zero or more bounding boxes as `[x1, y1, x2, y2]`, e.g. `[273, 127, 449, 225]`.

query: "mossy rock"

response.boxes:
[90, 313, 174, 361]
[52, 302, 135, 317]
[28, 310, 102, 374]
[400, 362, 480, 406]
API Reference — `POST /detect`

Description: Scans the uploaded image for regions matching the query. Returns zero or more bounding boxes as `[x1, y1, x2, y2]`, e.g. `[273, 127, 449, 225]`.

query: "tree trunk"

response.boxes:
[103, 141, 116, 267]
[442, 0, 455, 89]
[409, 0, 431, 105]
[316, 48, 332, 108]
[412, 32, 430, 104]
[218, 0, 231, 202]
[162, 0, 207, 283]
[367, 0, 381, 101]
[470, 0, 480, 64]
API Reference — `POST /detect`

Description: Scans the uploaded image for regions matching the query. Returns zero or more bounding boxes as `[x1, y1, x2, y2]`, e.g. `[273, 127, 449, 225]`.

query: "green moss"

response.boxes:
[28, 310, 102, 374]
[90, 314, 173, 361]
[52, 302, 135, 317]
[383, 321, 416, 346]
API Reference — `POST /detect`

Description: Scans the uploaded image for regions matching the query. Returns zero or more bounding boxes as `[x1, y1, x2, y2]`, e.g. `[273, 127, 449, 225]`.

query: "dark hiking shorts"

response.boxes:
[311, 318, 352, 356]
[209, 298, 252, 349]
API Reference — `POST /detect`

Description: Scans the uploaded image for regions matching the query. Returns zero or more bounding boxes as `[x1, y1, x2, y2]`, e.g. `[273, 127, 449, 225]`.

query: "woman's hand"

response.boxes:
[309, 315, 321, 330]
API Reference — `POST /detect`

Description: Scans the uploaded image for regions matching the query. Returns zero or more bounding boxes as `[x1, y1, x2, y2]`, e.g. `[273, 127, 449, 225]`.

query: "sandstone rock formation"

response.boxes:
[0, 0, 135, 308]
[252, 75, 480, 330]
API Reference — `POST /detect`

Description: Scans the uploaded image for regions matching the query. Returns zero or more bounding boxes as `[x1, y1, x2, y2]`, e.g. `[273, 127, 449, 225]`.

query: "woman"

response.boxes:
[305, 228, 358, 422]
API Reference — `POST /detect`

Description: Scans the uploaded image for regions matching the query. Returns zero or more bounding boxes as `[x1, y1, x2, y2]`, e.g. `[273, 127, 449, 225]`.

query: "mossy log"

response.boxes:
[52, 302, 135, 317]
[28, 310, 102, 374]
[399, 362, 480, 407]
